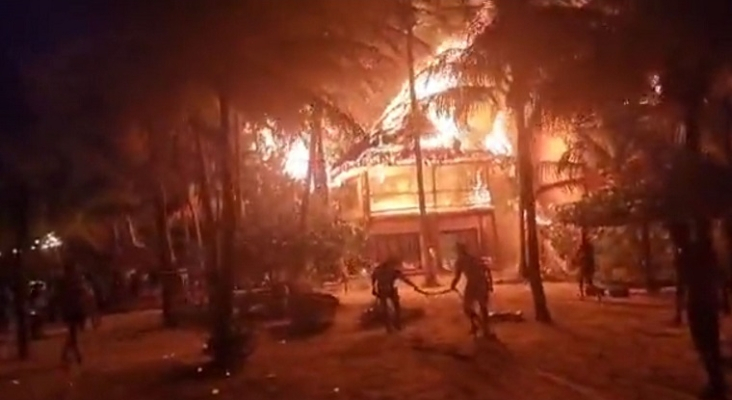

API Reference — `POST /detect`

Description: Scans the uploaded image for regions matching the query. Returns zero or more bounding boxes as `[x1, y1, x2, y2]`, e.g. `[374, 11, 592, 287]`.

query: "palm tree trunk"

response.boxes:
[720, 219, 732, 314]
[518, 199, 528, 279]
[154, 183, 177, 327]
[719, 98, 732, 314]
[192, 130, 216, 245]
[210, 92, 238, 368]
[639, 222, 656, 294]
[682, 95, 725, 394]
[112, 220, 122, 253]
[313, 115, 328, 204]
[233, 113, 243, 222]
[192, 123, 219, 323]
[188, 192, 204, 252]
[299, 131, 317, 233]
[515, 102, 551, 323]
[11, 182, 30, 359]
[126, 215, 143, 247]
[403, 0, 437, 287]
[183, 214, 191, 246]
[668, 221, 687, 325]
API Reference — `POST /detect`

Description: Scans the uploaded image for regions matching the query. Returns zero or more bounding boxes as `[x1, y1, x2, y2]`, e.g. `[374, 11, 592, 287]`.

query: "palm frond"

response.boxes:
[555, 149, 587, 177]
[313, 96, 369, 156]
[536, 160, 578, 184]
[420, 85, 500, 125]
[535, 178, 584, 197]
[572, 128, 614, 166]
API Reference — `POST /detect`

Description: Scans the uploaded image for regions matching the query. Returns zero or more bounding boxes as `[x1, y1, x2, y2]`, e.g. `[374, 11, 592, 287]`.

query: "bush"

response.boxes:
[288, 292, 339, 334]
[544, 222, 676, 286]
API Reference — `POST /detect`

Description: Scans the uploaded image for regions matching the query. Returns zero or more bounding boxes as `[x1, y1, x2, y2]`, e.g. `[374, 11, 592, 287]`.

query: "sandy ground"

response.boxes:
[1, 282, 731, 400]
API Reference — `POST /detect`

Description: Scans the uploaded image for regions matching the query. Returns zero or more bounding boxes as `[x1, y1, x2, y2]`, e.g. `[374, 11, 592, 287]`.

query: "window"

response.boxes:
[434, 164, 479, 209]
[368, 165, 434, 214]
[367, 233, 421, 265]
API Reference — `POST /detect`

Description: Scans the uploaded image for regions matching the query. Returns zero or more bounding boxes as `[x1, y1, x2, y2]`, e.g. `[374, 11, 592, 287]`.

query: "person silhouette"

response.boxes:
[450, 243, 493, 338]
[371, 257, 419, 332]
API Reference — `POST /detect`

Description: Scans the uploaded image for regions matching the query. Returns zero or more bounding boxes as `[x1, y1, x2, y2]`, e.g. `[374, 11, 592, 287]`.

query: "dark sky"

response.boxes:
[0, 1, 100, 57]
[0, 1, 101, 134]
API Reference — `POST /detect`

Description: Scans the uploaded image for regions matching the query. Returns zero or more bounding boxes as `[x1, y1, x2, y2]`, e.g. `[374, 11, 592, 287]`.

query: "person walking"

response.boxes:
[371, 257, 420, 332]
[449, 243, 494, 338]
[58, 261, 86, 365]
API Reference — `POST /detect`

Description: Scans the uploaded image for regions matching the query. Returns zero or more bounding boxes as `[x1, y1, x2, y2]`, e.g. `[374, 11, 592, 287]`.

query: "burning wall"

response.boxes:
[273, 37, 575, 272]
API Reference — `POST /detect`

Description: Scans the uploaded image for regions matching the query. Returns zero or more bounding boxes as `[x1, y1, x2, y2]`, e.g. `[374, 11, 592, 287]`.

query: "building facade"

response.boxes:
[332, 154, 513, 274]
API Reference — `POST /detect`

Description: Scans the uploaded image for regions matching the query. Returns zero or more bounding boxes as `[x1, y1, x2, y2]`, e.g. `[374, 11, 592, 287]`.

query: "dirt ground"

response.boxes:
[2, 282, 731, 400]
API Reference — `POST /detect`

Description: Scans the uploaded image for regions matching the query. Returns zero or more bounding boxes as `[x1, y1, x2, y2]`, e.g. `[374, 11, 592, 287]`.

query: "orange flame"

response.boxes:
[484, 111, 513, 156]
[280, 39, 514, 181]
[380, 40, 513, 156]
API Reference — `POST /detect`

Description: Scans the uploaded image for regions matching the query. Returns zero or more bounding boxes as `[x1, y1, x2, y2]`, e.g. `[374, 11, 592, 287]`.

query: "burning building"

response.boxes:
[276, 37, 573, 277]
[327, 41, 523, 275]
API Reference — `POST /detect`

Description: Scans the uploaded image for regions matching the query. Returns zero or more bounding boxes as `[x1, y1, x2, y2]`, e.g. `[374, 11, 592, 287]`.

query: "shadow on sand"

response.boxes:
[357, 305, 426, 331]
[266, 319, 334, 341]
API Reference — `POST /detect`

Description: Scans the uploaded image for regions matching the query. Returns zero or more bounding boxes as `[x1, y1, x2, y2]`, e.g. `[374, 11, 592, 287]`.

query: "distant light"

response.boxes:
[39, 232, 62, 250]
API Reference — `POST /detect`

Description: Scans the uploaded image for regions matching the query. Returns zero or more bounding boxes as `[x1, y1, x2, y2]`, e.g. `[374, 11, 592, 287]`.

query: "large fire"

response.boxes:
[379, 40, 513, 156]
[283, 139, 309, 180]
[282, 39, 514, 184]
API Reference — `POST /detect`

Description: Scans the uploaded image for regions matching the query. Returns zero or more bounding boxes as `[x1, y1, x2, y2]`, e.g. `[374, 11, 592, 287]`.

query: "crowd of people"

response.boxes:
[368, 237, 601, 337]
[0, 259, 100, 365]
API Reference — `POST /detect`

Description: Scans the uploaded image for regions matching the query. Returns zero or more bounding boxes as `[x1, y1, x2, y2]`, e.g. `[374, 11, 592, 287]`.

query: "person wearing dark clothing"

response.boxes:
[576, 235, 596, 298]
[28, 283, 46, 339]
[371, 257, 419, 332]
[450, 243, 493, 337]
[58, 262, 86, 365]
[686, 231, 726, 399]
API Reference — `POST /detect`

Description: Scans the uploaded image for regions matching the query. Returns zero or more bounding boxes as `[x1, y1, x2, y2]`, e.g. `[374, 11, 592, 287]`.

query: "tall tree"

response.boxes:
[420, 0, 611, 321]
[402, 0, 438, 286]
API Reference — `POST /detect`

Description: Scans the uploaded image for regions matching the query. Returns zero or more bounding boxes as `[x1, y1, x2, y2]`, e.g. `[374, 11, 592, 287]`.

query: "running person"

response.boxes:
[371, 257, 419, 332]
[450, 243, 494, 337]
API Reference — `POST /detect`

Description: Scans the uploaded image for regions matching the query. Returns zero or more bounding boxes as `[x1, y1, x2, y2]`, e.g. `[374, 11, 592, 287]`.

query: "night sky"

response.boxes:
[0, 1, 102, 134]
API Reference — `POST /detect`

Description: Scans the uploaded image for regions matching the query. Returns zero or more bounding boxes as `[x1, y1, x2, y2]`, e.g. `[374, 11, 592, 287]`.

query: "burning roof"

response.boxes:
[329, 38, 514, 183]
[281, 5, 509, 183]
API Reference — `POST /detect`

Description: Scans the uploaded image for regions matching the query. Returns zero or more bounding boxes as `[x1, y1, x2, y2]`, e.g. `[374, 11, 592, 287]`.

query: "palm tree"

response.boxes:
[400, 0, 438, 286]
[537, 105, 674, 292]
[421, 0, 611, 322]
[146, 0, 435, 368]
[31, 0, 484, 367]
[425, 0, 732, 391]
[587, 2, 732, 395]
